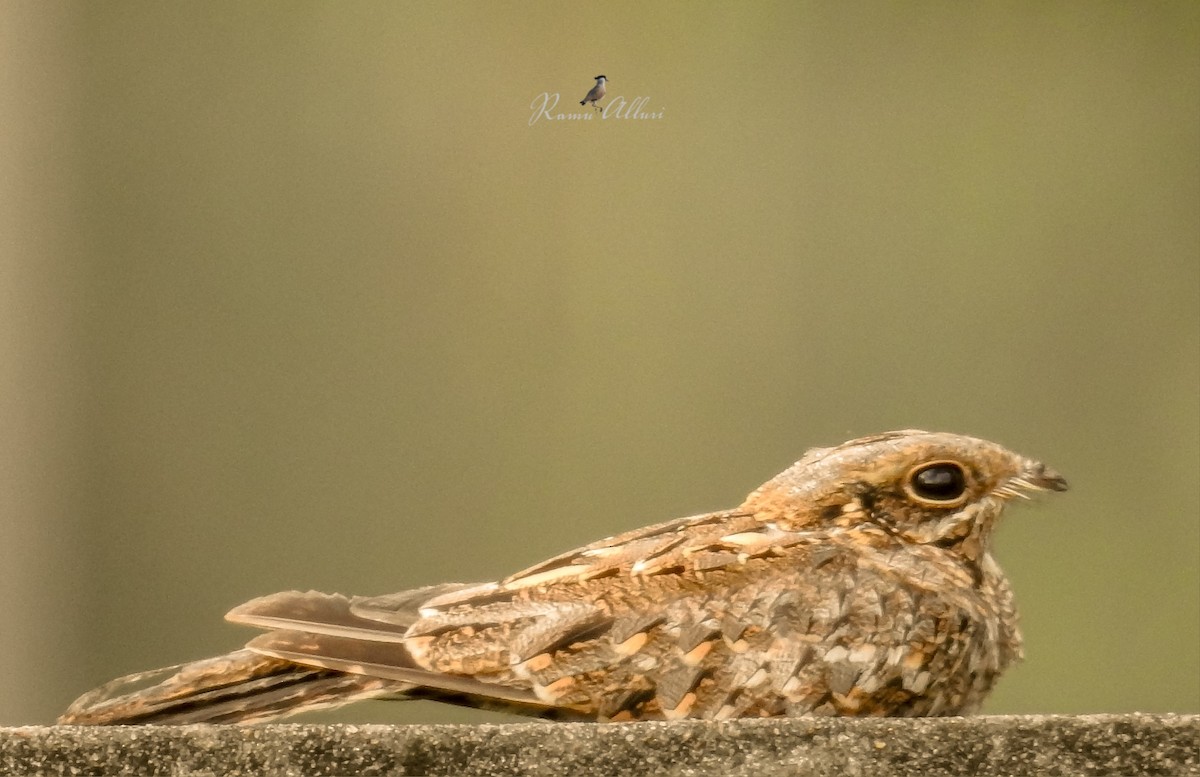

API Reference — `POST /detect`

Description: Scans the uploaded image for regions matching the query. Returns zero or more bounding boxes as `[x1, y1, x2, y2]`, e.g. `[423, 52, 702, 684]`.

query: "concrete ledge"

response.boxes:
[2, 715, 1196, 776]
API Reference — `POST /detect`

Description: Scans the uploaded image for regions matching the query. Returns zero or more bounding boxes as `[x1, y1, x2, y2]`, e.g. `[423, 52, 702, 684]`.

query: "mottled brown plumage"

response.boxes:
[59, 430, 1067, 725]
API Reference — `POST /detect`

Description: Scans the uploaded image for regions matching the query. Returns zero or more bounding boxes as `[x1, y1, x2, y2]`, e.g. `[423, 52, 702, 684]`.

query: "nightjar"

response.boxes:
[59, 430, 1067, 724]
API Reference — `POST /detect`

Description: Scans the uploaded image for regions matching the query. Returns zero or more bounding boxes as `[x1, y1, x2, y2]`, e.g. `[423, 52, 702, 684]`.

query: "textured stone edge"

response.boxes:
[2, 714, 1197, 777]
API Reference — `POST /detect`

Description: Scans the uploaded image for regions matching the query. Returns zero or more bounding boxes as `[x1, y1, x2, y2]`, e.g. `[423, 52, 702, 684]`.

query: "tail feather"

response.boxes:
[57, 649, 406, 725]
[58, 585, 567, 724]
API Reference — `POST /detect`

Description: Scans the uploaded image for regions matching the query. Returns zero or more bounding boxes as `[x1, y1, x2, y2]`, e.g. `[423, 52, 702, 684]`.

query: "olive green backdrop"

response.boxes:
[2, 2, 1197, 724]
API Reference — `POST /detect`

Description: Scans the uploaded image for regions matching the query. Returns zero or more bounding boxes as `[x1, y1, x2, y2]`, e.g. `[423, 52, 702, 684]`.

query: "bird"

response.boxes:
[580, 75, 607, 110]
[59, 430, 1066, 725]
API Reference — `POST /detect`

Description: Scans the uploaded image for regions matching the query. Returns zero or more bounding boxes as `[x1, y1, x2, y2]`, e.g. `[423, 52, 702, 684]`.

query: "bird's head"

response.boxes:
[741, 430, 1067, 559]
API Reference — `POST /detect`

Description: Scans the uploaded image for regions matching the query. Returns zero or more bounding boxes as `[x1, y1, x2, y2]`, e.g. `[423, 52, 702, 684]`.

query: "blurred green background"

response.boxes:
[2, 2, 1197, 725]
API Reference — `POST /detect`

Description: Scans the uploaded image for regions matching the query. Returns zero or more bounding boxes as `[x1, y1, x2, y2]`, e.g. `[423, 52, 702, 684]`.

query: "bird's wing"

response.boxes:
[226, 507, 760, 633]
[416, 509, 765, 610]
[225, 583, 479, 632]
[225, 513, 983, 719]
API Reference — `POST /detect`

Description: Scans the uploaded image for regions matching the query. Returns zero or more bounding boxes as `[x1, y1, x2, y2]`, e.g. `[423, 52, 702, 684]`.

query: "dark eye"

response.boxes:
[908, 462, 967, 503]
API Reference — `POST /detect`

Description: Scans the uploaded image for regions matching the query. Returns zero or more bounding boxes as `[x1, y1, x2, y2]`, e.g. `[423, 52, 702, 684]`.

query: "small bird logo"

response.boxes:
[580, 75, 607, 110]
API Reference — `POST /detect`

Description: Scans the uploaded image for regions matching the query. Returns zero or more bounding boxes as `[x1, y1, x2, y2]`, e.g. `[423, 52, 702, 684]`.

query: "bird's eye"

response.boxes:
[906, 462, 968, 504]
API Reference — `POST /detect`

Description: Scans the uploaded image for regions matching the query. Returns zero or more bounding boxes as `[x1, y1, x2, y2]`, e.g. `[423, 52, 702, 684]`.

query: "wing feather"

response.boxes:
[226, 591, 410, 642]
[246, 631, 550, 710]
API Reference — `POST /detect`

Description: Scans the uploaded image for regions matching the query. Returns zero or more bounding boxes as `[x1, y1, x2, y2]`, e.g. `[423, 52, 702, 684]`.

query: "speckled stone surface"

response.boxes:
[2, 714, 1196, 776]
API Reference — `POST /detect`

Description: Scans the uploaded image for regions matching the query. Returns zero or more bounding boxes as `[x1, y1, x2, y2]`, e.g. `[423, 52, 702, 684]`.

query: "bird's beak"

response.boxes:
[995, 461, 1068, 500]
[1027, 463, 1069, 492]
